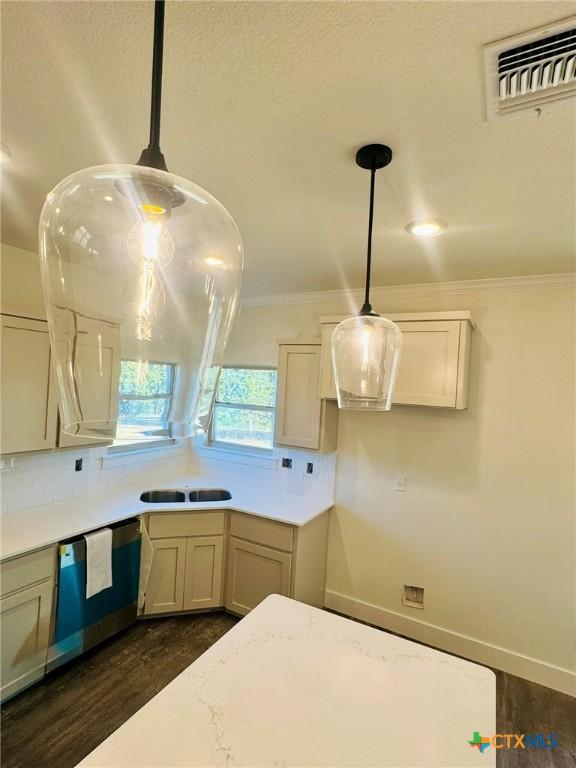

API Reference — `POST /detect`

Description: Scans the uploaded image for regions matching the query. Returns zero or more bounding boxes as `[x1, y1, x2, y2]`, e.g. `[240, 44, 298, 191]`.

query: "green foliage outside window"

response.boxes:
[117, 360, 174, 441]
[119, 361, 172, 397]
[212, 368, 277, 449]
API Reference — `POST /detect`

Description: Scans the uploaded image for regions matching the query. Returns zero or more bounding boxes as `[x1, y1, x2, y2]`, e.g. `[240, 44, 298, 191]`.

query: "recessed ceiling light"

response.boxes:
[104, 195, 114, 202]
[405, 219, 447, 237]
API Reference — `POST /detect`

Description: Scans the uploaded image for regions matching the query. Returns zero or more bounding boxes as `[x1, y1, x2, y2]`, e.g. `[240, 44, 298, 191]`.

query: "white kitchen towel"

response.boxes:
[84, 527, 113, 598]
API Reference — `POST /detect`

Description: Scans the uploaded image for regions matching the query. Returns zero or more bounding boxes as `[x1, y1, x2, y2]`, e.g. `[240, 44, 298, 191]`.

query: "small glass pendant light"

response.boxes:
[331, 144, 402, 411]
[39, 1, 243, 440]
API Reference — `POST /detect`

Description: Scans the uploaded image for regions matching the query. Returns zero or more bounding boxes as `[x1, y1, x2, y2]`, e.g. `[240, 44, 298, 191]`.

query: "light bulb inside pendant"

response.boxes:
[127, 214, 175, 267]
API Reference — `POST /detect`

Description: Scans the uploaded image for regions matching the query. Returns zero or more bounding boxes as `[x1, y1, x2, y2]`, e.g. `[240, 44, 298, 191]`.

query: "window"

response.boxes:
[211, 367, 277, 451]
[115, 360, 175, 446]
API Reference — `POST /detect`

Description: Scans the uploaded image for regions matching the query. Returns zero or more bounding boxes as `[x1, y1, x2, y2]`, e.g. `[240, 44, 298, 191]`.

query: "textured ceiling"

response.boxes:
[1, 1, 575, 297]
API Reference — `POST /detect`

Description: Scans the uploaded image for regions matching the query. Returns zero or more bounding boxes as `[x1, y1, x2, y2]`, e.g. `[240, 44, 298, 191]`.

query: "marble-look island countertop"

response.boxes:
[0, 476, 333, 561]
[78, 595, 495, 768]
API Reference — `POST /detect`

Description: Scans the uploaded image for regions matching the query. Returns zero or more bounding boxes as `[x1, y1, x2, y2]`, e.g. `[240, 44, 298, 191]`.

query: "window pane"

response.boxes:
[119, 396, 170, 425]
[217, 368, 276, 407]
[213, 405, 274, 449]
[119, 360, 172, 396]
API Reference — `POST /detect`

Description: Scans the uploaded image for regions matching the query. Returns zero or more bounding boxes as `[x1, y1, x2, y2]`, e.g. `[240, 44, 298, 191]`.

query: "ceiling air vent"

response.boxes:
[484, 17, 576, 119]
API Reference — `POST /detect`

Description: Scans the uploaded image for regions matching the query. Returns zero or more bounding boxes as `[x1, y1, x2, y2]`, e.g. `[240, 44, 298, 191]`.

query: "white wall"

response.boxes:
[225, 279, 575, 694]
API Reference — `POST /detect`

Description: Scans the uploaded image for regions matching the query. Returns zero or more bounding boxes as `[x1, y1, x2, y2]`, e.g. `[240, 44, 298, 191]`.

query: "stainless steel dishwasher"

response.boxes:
[47, 518, 141, 672]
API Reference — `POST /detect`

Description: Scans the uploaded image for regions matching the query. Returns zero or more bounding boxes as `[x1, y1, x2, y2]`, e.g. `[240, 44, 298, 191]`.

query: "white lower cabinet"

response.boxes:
[0, 547, 56, 702]
[224, 510, 329, 617]
[225, 537, 292, 616]
[183, 536, 223, 611]
[144, 514, 225, 615]
[142, 509, 330, 620]
[145, 538, 187, 615]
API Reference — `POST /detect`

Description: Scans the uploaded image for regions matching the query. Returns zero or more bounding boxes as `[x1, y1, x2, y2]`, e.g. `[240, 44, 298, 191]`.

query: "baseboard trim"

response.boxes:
[324, 590, 575, 697]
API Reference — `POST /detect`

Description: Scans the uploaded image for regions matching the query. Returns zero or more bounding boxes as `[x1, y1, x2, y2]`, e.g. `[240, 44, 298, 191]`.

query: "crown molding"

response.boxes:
[241, 273, 576, 308]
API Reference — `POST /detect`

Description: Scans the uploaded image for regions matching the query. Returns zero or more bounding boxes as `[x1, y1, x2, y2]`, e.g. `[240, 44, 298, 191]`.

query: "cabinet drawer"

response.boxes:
[1, 546, 56, 598]
[229, 512, 293, 552]
[148, 512, 225, 539]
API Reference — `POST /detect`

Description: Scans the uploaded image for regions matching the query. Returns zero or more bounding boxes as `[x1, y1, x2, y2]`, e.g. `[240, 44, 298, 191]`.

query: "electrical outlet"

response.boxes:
[281, 458, 292, 469]
[402, 585, 424, 609]
[75, 458, 83, 472]
[306, 462, 314, 474]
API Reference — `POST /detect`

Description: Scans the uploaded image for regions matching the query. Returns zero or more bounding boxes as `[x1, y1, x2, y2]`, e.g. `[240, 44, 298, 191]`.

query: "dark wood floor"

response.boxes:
[0, 612, 238, 768]
[1, 611, 574, 768]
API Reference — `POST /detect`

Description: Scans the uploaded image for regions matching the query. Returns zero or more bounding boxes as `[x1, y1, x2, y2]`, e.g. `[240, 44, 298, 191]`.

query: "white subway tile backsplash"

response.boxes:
[0, 445, 188, 515]
[189, 447, 336, 502]
[1, 440, 334, 517]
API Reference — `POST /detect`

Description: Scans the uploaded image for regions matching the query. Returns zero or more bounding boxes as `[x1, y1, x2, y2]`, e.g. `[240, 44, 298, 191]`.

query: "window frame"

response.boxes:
[209, 365, 277, 453]
[113, 358, 177, 450]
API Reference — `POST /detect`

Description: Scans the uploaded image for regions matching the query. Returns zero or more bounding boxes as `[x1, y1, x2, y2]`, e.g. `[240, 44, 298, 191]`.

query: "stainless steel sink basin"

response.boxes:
[139, 489, 231, 503]
[140, 490, 186, 503]
[189, 489, 232, 502]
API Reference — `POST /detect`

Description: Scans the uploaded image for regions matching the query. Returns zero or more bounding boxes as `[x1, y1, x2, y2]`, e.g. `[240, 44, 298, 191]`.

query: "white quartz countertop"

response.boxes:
[78, 594, 496, 768]
[0, 476, 332, 561]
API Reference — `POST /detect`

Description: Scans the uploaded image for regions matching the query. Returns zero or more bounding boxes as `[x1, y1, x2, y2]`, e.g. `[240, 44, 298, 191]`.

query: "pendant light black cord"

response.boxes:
[149, 0, 165, 151]
[137, 0, 169, 171]
[360, 165, 377, 316]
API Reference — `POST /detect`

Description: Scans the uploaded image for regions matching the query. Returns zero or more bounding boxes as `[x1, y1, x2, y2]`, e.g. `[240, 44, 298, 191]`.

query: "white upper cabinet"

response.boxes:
[0, 315, 58, 453]
[275, 340, 338, 451]
[1, 246, 119, 452]
[56, 323, 120, 448]
[393, 319, 470, 408]
[0, 313, 119, 454]
[319, 312, 473, 409]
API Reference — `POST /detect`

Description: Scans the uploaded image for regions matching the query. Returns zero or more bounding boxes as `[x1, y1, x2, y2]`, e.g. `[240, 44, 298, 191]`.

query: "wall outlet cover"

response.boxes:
[282, 458, 293, 469]
[75, 458, 83, 472]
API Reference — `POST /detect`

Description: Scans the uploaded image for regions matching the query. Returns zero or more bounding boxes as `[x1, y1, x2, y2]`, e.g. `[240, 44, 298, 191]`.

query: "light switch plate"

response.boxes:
[394, 475, 406, 492]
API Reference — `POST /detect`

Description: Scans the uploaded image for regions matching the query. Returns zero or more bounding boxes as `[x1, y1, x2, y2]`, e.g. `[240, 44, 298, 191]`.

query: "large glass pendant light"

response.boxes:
[39, 1, 243, 440]
[331, 144, 402, 411]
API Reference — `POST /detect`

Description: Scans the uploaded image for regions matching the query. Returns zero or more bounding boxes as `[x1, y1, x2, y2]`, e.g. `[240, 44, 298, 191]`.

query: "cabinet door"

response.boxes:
[225, 537, 292, 617]
[319, 324, 338, 400]
[0, 315, 58, 453]
[393, 321, 461, 407]
[275, 344, 322, 449]
[183, 536, 224, 611]
[57, 323, 120, 447]
[144, 538, 186, 615]
[0, 579, 54, 702]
